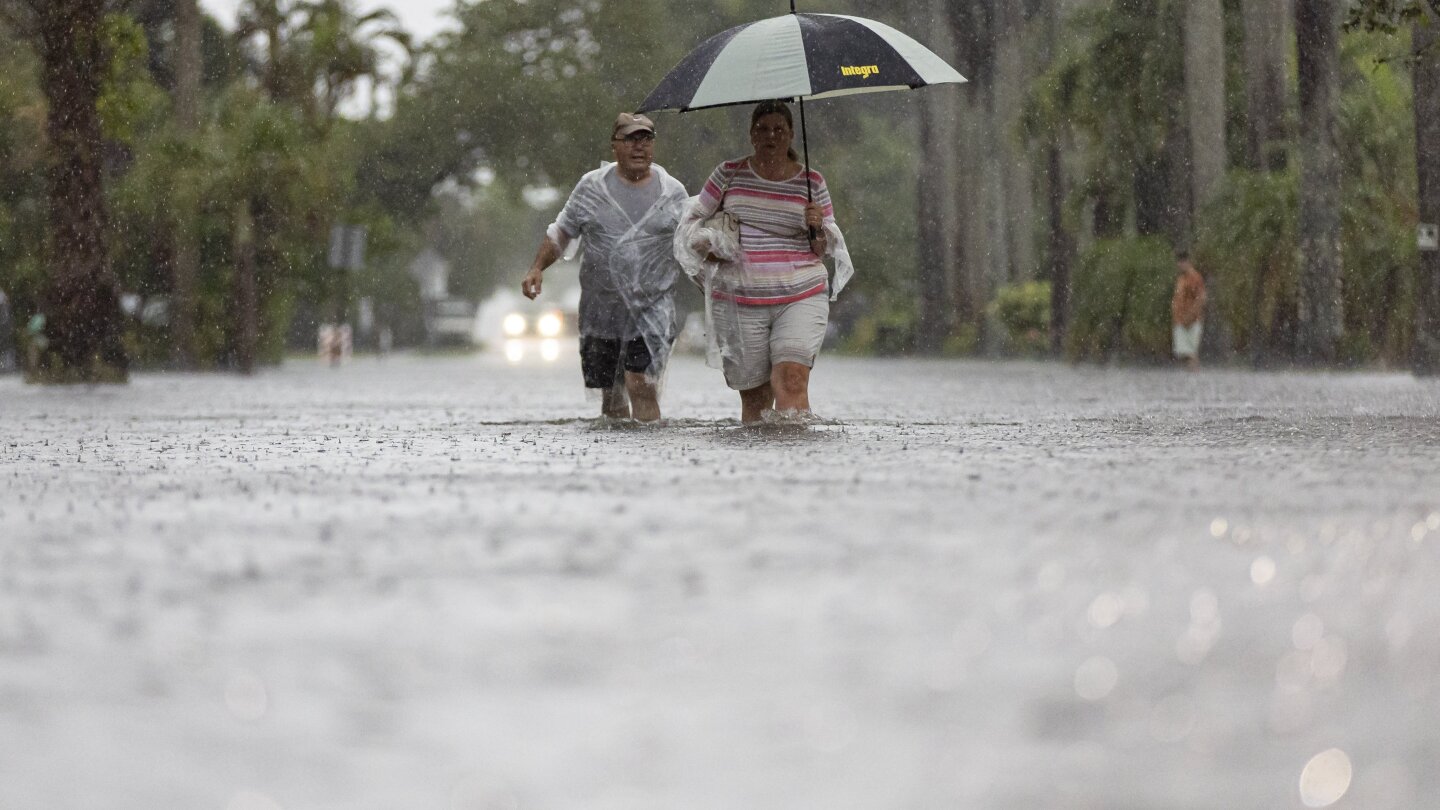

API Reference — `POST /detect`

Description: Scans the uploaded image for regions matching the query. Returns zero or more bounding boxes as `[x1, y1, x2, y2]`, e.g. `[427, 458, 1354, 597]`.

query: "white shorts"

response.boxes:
[712, 294, 829, 390]
[1173, 323, 1202, 359]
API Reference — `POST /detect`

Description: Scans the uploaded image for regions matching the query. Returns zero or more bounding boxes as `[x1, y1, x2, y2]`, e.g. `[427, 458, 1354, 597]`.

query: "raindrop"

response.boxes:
[805, 706, 859, 753]
[1036, 562, 1065, 592]
[1292, 614, 1325, 650]
[1385, 614, 1412, 652]
[1269, 686, 1313, 733]
[1209, 518, 1228, 538]
[1310, 637, 1347, 682]
[1148, 694, 1196, 743]
[1251, 556, 1277, 586]
[450, 777, 521, 810]
[1190, 589, 1219, 623]
[1299, 748, 1353, 808]
[952, 618, 992, 658]
[1428, 512, 1440, 530]
[1087, 592, 1124, 629]
[225, 670, 269, 721]
[1074, 656, 1118, 701]
[226, 791, 283, 810]
[1355, 759, 1416, 809]
[1176, 626, 1219, 666]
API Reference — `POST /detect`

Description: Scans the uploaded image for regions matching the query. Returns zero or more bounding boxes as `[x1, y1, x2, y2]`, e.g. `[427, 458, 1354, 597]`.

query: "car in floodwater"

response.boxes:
[477, 285, 580, 365]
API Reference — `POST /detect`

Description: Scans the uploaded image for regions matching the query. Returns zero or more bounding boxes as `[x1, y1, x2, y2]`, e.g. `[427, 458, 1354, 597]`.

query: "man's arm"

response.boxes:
[522, 235, 565, 300]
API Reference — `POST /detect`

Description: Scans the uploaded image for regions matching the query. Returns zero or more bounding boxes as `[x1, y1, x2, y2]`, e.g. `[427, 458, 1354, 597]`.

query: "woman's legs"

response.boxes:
[766, 295, 826, 416]
[771, 361, 811, 413]
[722, 295, 826, 421]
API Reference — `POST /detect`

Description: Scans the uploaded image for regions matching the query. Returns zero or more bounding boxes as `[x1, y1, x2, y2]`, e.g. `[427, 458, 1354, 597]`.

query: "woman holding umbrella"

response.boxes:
[684, 100, 841, 424]
[644, 9, 964, 423]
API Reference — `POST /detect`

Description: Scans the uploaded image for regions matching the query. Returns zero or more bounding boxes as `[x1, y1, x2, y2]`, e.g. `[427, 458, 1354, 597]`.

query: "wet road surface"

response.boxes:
[2, 351, 1438, 809]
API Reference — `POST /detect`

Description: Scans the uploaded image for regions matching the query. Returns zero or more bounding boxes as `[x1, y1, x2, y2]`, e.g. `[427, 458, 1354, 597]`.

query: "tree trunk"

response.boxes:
[1241, 0, 1291, 171]
[1413, 15, 1440, 375]
[947, 0, 997, 334]
[1185, 0, 1227, 210]
[171, 0, 201, 369]
[1046, 143, 1073, 355]
[1294, 0, 1344, 365]
[34, 0, 128, 383]
[994, 3, 1035, 284]
[1040, 1, 1073, 356]
[916, 97, 950, 354]
[914, 0, 959, 355]
[1185, 0, 1230, 360]
[233, 201, 259, 375]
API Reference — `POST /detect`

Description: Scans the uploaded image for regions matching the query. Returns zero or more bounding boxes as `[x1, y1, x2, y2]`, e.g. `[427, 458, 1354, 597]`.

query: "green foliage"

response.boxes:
[0, 23, 47, 331]
[820, 105, 920, 315]
[1025, 0, 1186, 227]
[1066, 237, 1175, 363]
[1337, 31, 1418, 365]
[1346, 0, 1440, 32]
[98, 13, 169, 143]
[1194, 170, 1296, 355]
[1193, 30, 1418, 365]
[988, 281, 1051, 356]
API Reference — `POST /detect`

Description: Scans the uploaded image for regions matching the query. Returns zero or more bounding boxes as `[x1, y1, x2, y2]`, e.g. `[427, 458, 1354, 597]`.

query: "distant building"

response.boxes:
[408, 248, 451, 302]
[408, 248, 477, 346]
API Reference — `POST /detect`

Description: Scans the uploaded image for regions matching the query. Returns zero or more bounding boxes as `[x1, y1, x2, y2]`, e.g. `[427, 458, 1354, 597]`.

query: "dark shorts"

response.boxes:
[580, 336, 656, 388]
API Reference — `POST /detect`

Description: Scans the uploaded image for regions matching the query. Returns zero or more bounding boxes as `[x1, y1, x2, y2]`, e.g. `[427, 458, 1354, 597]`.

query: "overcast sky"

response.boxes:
[199, 0, 460, 44]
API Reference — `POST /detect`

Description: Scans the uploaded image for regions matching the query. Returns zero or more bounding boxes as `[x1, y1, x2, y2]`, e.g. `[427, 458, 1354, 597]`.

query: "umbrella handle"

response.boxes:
[799, 96, 817, 240]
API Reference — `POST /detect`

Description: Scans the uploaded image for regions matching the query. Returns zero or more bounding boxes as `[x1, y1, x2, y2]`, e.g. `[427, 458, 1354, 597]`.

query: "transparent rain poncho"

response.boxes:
[673, 189, 854, 370]
[548, 162, 690, 385]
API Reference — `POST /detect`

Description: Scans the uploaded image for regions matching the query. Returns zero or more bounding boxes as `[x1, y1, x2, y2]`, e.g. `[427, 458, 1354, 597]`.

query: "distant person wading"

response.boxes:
[522, 113, 689, 421]
[1171, 251, 1207, 371]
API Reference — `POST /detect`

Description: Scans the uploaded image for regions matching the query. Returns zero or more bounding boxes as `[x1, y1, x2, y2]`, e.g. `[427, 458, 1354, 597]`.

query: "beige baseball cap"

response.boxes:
[613, 112, 656, 139]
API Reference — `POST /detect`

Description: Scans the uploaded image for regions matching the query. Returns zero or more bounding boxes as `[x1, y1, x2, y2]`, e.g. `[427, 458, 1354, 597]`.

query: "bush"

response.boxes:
[1194, 170, 1298, 359]
[988, 280, 1051, 356]
[1066, 237, 1174, 363]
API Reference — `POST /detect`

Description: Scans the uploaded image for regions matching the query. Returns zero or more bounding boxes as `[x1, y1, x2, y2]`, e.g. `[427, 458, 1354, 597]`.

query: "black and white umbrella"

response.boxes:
[635, 6, 965, 214]
[636, 11, 965, 114]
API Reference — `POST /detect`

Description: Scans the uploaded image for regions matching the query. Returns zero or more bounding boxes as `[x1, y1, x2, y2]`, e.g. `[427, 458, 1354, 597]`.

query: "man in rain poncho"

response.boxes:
[522, 113, 689, 421]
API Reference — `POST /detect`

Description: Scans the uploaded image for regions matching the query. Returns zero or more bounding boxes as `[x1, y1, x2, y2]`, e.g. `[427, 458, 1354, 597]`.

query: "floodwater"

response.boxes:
[2, 350, 1438, 809]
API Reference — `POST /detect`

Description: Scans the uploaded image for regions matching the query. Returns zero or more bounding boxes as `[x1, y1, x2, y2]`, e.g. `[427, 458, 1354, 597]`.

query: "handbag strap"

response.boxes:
[716, 161, 807, 241]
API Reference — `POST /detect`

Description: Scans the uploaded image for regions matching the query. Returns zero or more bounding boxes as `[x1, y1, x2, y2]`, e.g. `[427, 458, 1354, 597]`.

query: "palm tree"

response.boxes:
[1240, 0, 1291, 171]
[0, 0, 133, 382]
[234, 0, 311, 110]
[1409, 11, 1440, 374]
[295, 0, 412, 125]
[1294, 0, 1344, 364]
[170, 0, 202, 368]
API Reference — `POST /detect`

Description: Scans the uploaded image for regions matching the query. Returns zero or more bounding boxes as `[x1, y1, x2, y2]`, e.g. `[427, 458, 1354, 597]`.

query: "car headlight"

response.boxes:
[537, 311, 563, 338]
[502, 313, 527, 337]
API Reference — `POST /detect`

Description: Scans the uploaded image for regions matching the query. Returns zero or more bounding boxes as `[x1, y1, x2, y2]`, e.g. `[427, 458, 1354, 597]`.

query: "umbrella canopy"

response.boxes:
[636, 12, 965, 114]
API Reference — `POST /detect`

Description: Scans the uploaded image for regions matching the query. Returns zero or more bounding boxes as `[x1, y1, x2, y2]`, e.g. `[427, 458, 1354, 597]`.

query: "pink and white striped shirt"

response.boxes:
[694, 158, 834, 306]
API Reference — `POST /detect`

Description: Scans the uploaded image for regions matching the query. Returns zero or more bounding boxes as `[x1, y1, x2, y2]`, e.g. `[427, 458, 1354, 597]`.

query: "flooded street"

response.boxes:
[2, 352, 1439, 809]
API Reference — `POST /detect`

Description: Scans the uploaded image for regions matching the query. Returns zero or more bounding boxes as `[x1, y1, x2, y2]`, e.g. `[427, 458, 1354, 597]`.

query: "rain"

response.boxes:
[2, 1, 1440, 809]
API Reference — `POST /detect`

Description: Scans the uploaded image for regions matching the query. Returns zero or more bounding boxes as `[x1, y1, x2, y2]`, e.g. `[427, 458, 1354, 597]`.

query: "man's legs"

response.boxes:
[739, 383, 773, 423]
[621, 335, 666, 422]
[582, 336, 630, 418]
[601, 382, 630, 419]
[625, 372, 660, 422]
